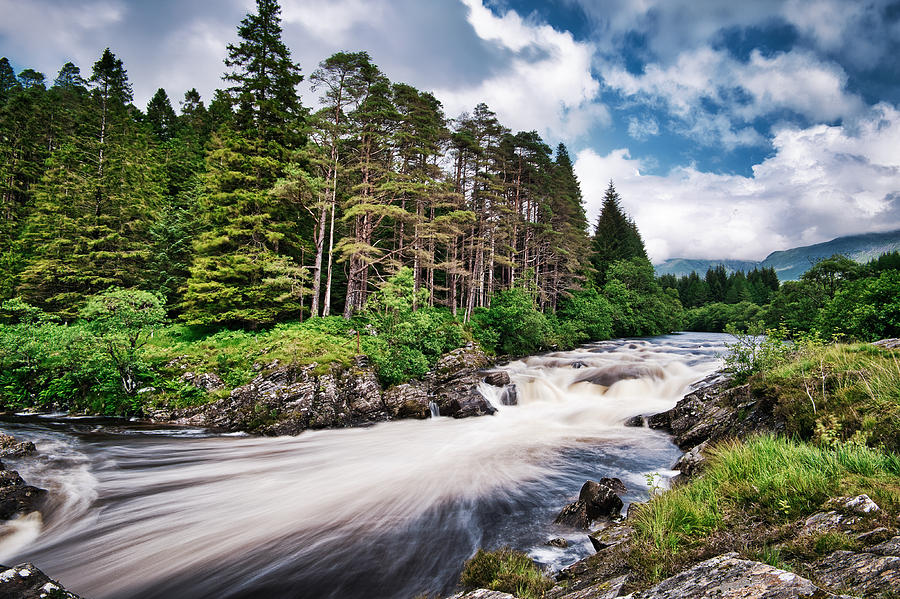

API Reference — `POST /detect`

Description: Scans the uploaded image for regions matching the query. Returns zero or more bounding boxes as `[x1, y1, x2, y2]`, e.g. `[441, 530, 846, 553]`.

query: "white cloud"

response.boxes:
[432, 0, 607, 141]
[575, 104, 900, 262]
[602, 46, 864, 147]
[627, 116, 659, 140]
[281, 0, 385, 43]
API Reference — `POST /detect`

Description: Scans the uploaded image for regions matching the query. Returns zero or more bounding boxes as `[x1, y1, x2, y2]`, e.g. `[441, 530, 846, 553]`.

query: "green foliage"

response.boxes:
[591, 181, 647, 285]
[471, 287, 554, 356]
[460, 547, 552, 599]
[81, 288, 166, 395]
[722, 321, 791, 382]
[603, 258, 684, 337]
[628, 435, 900, 582]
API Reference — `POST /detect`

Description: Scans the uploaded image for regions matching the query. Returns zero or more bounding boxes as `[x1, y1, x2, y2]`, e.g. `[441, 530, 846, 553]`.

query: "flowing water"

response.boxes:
[0, 332, 727, 599]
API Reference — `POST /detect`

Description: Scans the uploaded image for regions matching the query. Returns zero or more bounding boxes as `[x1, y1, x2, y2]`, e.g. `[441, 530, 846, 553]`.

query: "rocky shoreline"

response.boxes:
[152, 344, 514, 435]
[454, 360, 900, 599]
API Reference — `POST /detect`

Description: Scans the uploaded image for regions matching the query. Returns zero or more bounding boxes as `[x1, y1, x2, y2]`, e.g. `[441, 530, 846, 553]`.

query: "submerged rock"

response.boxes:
[621, 553, 856, 598]
[546, 537, 570, 548]
[0, 563, 84, 598]
[0, 470, 46, 521]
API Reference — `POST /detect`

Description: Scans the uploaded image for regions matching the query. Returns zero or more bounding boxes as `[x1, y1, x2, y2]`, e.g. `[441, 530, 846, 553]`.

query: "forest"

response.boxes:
[0, 0, 681, 414]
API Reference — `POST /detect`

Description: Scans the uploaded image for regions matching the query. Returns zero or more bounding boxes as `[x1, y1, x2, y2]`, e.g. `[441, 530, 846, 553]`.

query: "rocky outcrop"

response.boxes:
[620, 553, 856, 598]
[176, 345, 515, 434]
[554, 479, 626, 529]
[816, 547, 900, 596]
[180, 371, 225, 392]
[799, 494, 881, 536]
[0, 434, 36, 458]
[647, 376, 784, 450]
[427, 346, 498, 418]
[0, 563, 84, 598]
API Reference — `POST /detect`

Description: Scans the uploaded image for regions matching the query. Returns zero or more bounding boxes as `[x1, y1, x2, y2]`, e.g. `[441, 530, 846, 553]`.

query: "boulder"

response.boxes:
[0, 435, 36, 458]
[383, 381, 430, 419]
[624, 415, 646, 428]
[483, 371, 510, 387]
[427, 346, 497, 418]
[815, 549, 900, 596]
[555, 574, 628, 599]
[0, 563, 84, 598]
[546, 537, 569, 548]
[0, 470, 46, 521]
[621, 553, 856, 598]
[588, 524, 632, 552]
[648, 377, 785, 450]
[179, 371, 225, 392]
[580, 479, 624, 520]
[554, 500, 592, 529]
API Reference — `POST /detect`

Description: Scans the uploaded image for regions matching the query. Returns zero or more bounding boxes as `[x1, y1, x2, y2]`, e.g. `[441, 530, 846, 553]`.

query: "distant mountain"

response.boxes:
[654, 229, 900, 280]
[654, 258, 762, 277]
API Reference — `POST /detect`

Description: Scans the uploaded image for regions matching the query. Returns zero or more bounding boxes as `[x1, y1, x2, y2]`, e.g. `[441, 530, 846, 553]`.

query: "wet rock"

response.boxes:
[621, 552, 855, 598]
[580, 479, 624, 520]
[624, 415, 646, 428]
[383, 381, 430, 419]
[0, 470, 46, 521]
[427, 346, 497, 418]
[815, 549, 900, 596]
[648, 377, 785, 450]
[0, 562, 84, 598]
[574, 364, 666, 387]
[555, 574, 628, 599]
[0, 435, 36, 458]
[589, 524, 632, 552]
[555, 500, 592, 529]
[339, 356, 385, 420]
[180, 371, 225, 392]
[546, 537, 569, 548]
[483, 371, 510, 387]
[498, 385, 518, 406]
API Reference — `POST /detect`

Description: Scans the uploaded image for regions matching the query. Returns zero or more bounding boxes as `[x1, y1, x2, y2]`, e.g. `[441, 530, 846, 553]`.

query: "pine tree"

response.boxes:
[146, 88, 178, 141]
[590, 181, 647, 285]
[224, 0, 304, 146]
[0, 57, 19, 104]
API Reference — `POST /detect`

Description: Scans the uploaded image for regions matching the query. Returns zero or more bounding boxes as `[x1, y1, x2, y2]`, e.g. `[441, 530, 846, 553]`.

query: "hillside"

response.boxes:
[655, 229, 900, 279]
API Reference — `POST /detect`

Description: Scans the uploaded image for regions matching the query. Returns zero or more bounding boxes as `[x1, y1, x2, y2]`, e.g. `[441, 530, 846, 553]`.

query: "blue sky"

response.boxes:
[1, 0, 898, 262]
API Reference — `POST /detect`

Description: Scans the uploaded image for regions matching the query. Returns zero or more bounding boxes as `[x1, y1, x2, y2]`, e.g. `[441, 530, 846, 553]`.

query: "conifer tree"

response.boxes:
[146, 88, 178, 141]
[590, 181, 647, 285]
[0, 58, 19, 104]
[224, 0, 304, 146]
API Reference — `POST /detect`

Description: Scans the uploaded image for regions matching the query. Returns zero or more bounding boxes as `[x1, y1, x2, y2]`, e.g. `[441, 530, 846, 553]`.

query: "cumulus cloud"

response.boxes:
[627, 116, 659, 140]
[432, 0, 607, 141]
[575, 104, 900, 262]
[602, 46, 864, 147]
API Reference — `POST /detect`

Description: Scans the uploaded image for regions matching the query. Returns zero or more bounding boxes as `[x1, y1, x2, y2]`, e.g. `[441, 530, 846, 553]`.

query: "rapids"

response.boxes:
[0, 332, 727, 599]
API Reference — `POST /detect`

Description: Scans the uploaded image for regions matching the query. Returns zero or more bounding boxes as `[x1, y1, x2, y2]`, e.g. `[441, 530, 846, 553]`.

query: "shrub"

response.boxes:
[471, 288, 553, 355]
[460, 547, 552, 599]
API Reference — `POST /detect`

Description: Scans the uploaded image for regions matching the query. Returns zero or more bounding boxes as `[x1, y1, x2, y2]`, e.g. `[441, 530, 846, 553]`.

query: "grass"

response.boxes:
[751, 341, 900, 451]
[627, 435, 900, 583]
[460, 547, 553, 599]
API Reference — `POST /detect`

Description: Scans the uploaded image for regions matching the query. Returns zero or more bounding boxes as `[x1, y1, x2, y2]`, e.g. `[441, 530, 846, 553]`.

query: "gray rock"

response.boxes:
[648, 377, 785, 450]
[556, 574, 628, 599]
[483, 371, 511, 387]
[180, 371, 225, 392]
[383, 381, 430, 419]
[498, 385, 518, 406]
[546, 537, 569, 548]
[872, 338, 900, 349]
[0, 435, 36, 458]
[800, 511, 858, 536]
[589, 524, 632, 552]
[0, 563, 84, 598]
[825, 494, 879, 514]
[870, 536, 900, 557]
[816, 549, 900, 596]
[580, 479, 624, 520]
[621, 553, 856, 599]
[624, 415, 646, 428]
[672, 441, 708, 480]
[449, 590, 517, 599]
[427, 347, 497, 418]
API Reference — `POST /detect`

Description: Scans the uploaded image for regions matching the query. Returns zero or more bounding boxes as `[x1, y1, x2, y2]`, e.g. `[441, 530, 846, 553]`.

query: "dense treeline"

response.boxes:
[0, 0, 682, 414]
[661, 252, 900, 340]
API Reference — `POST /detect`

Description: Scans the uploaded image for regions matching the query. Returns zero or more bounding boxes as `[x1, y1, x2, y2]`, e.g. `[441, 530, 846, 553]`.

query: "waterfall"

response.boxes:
[428, 400, 440, 418]
[0, 332, 726, 599]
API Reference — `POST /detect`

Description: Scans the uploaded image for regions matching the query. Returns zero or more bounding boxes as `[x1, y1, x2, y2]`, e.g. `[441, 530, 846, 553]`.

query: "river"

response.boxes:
[0, 332, 727, 599]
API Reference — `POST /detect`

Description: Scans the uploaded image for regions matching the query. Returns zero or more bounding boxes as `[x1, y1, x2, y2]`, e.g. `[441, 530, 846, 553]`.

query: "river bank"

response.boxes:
[453, 338, 900, 599]
[0, 333, 723, 599]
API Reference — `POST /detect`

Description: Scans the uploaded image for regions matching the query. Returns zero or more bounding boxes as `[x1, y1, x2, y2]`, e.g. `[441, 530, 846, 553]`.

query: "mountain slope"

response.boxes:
[654, 229, 900, 280]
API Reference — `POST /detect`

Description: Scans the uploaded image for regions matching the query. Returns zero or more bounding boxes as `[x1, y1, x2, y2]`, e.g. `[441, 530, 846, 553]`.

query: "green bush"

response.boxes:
[471, 288, 553, 355]
[460, 547, 552, 599]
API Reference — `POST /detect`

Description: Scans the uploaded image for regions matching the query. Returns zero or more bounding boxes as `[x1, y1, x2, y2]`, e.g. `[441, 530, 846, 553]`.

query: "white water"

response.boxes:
[0, 333, 726, 599]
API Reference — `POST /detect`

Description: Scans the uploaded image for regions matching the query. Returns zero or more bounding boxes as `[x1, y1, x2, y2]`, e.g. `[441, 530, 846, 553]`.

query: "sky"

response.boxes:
[1, 0, 899, 262]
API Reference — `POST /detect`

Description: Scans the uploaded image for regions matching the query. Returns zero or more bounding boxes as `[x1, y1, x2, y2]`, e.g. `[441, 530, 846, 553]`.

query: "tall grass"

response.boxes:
[628, 435, 900, 581]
